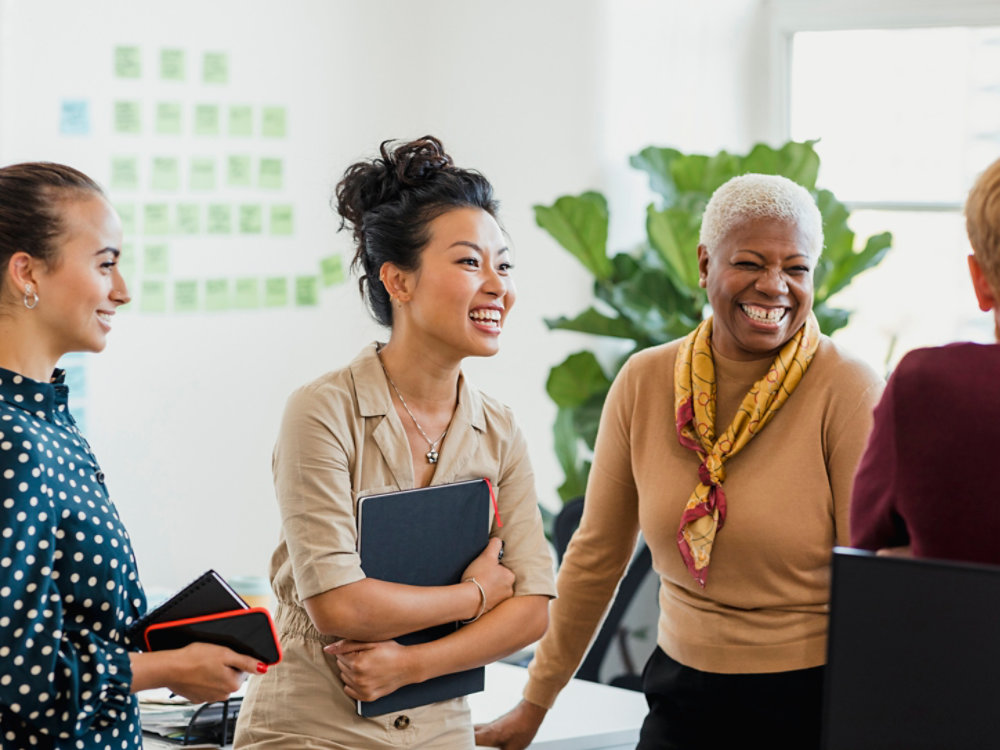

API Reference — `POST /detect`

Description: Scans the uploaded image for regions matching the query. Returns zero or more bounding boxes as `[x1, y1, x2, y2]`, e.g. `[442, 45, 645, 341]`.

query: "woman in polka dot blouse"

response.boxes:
[0, 163, 261, 750]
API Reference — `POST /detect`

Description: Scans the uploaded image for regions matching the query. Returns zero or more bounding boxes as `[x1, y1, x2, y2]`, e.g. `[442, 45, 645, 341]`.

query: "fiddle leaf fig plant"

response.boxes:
[542, 140, 892, 502]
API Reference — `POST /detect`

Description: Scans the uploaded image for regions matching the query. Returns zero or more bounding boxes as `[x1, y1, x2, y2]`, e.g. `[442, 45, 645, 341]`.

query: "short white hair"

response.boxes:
[699, 173, 823, 257]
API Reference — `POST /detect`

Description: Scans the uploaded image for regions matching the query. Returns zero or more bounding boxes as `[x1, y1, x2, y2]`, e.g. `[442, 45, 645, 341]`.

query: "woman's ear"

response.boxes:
[697, 245, 709, 289]
[968, 254, 997, 312]
[379, 262, 413, 304]
[5, 252, 39, 296]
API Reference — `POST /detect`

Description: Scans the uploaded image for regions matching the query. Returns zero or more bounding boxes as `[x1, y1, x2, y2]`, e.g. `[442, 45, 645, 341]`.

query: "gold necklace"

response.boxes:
[377, 353, 449, 464]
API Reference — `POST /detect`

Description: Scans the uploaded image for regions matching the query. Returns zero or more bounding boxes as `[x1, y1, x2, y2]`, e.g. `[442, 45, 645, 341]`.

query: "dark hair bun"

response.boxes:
[333, 135, 498, 327]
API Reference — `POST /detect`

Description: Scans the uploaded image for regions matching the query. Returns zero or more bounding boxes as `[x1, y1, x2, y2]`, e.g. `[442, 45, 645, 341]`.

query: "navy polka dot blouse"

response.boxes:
[0, 367, 147, 749]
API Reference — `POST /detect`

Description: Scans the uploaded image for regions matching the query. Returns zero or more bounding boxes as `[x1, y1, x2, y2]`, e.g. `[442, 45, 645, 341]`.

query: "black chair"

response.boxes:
[552, 497, 653, 690]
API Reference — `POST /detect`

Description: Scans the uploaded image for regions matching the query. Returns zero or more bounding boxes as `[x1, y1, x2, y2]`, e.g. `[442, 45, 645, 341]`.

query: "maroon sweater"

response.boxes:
[851, 342, 1000, 565]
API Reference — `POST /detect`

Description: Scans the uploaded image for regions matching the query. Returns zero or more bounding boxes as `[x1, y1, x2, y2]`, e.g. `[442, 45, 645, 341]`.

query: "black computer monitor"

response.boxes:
[823, 547, 1000, 750]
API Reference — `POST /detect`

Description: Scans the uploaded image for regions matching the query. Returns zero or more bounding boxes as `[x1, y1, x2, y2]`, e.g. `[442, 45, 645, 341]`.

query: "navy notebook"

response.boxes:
[355, 478, 492, 717]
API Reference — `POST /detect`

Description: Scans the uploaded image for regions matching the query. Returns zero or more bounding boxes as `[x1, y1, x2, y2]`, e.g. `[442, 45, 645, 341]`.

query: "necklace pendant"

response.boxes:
[426, 449, 439, 464]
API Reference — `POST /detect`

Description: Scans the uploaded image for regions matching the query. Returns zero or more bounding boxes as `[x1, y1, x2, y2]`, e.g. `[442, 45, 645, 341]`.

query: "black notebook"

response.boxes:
[355, 478, 492, 716]
[128, 569, 249, 647]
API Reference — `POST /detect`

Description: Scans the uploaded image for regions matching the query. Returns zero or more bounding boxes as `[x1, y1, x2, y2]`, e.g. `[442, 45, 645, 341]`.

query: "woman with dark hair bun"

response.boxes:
[234, 137, 555, 749]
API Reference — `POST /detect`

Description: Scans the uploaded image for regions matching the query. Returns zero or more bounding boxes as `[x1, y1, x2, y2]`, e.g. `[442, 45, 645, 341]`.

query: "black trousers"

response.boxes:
[636, 647, 824, 750]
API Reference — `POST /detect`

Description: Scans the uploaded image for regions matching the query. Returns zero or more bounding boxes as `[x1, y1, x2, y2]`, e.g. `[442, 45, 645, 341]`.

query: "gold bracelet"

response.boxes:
[461, 577, 487, 624]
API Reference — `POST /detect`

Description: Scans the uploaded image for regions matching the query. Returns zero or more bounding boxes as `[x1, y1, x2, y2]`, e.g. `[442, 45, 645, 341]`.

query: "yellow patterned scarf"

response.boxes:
[674, 313, 820, 587]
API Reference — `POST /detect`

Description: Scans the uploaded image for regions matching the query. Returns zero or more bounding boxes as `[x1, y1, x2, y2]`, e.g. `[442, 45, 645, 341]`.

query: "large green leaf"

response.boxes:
[545, 351, 612, 409]
[629, 147, 684, 204]
[544, 306, 642, 341]
[534, 192, 612, 280]
[553, 407, 591, 502]
[741, 141, 820, 189]
[646, 205, 702, 290]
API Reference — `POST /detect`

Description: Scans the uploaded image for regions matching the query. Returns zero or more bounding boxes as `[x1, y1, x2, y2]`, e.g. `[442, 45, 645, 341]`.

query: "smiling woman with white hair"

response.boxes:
[477, 173, 883, 750]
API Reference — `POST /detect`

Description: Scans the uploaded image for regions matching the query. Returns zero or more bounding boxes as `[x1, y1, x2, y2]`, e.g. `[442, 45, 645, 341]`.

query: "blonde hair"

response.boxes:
[699, 173, 823, 257]
[965, 157, 1000, 292]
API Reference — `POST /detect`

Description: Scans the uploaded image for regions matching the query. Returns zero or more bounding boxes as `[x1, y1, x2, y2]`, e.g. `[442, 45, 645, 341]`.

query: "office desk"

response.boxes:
[143, 662, 648, 749]
[471, 663, 648, 750]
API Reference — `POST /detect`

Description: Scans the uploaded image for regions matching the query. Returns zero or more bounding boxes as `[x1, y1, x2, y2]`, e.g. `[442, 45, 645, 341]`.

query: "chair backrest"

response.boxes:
[551, 496, 653, 687]
[823, 547, 1000, 750]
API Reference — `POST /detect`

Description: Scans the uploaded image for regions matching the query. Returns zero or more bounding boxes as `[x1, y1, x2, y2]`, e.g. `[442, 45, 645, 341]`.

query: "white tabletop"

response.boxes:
[471, 663, 648, 750]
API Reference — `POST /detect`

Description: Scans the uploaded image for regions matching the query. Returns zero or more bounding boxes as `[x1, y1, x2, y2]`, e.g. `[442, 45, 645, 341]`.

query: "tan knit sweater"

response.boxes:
[525, 336, 883, 708]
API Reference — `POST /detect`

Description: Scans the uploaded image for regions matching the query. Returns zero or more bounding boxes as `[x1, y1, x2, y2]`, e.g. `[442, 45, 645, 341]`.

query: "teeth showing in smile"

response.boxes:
[97, 312, 112, 324]
[740, 304, 785, 324]
[469, 308, 502, 328]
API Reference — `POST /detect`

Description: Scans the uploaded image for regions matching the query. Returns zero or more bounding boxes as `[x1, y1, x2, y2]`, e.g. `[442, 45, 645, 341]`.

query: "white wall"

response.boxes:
[0, 0, 765, 590]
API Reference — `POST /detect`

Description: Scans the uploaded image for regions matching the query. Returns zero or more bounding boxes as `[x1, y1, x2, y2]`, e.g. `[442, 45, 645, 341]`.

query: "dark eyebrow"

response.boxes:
[450, 241, 510, 256]
[95, 247, 121, 258]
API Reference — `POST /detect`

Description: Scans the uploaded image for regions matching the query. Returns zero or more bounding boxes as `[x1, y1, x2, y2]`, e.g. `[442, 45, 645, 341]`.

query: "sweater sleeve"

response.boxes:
[523, 358, 641, 709]
[851, 373, 908, 550]
[0, 475, 133, 741]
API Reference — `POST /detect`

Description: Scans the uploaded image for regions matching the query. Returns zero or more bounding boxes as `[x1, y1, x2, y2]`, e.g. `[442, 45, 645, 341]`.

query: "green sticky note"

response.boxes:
[261, 106, 287, 137]
[174, 280, 199, 312]
[116, 204, 137, 234]
[207, 204, 232, 234]
[269, 204, 293, 235]
[227, 155, 252, 187]
[194, 104, 220, 136]
[264, 277, 288, 307]
[143, 204, 170, 235]
[295, 276, 319, 307]
[229, 105, 252, 136]
[258, 158, 282, 190]
[320, 255, 346, 287]
[114, 101, 141, 134]
[114, 46, 141, 78]
[140, 280, 167, 313]
[175, 204, 200, 235]
[238, 204, 263, 234]
[151, 157, 180, 191]
[118, 242, 137, 273]
[160, 49, 185, 81]
[190, 158, 216, 190]
[143, 244, 169, 275]
[204, 279, 230, 311]
[155, 102, 182, 135]
[110, 157, 139, 190]
[203, 52, 229, 84]
[233, 278, 260, 309]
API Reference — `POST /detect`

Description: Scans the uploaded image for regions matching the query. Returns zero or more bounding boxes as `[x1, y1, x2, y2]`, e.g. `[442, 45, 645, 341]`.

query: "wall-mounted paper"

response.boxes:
[151, 157, 180, 191]
[227, 155, 252, 187]
[140, 280, 167, 313]
[156, 102, 182, 135]
[261, 106, 286, 137]
[116, 204, 137, 234]
[207, 204, 232, 234]
[259, 158, 282, 189]
[229, 105, 252, 136]
[160, 48, 185, 81]
[205, 279, 230, 311]
[239, 204, 263, 234]
[295, 276, 319, 306]
[233, 278, 261, 309]
[114, 101, 141, 134]
[203, 52, 229, 84]
[264, 277, 288, 307]
[174, 280, 199, 312]
[143, 244, 170, 275]
[320, 255, 345, 287]
[143, 204, 170, 235]
[269, 205, 293, 235]
[175, 204, 200, 235]
[111, 156, 140, 190]
[194, 104, 220, 136]
[59, 100, 90, 136]
[114, 46, 141, 78]
[190, 158, 216, 190]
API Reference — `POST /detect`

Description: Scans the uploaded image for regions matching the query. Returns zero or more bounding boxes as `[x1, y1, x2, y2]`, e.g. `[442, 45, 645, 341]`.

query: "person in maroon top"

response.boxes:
[851, 156, 1000, 565]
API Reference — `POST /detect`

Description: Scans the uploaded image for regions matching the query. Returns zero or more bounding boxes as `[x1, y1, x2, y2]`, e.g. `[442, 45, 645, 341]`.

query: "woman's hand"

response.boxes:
[157, 643, 262, 703]
[474, 699, 548, 749]
[324, 639, 417, 702]
[462, 537, 515, 612]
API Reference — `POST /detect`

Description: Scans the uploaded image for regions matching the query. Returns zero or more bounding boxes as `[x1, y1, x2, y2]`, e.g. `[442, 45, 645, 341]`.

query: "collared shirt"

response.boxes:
[0, 366, 146, 749]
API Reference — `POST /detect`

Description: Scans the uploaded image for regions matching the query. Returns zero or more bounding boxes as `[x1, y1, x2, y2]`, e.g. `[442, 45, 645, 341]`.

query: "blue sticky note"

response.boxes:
[60, 100, 90, 135]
